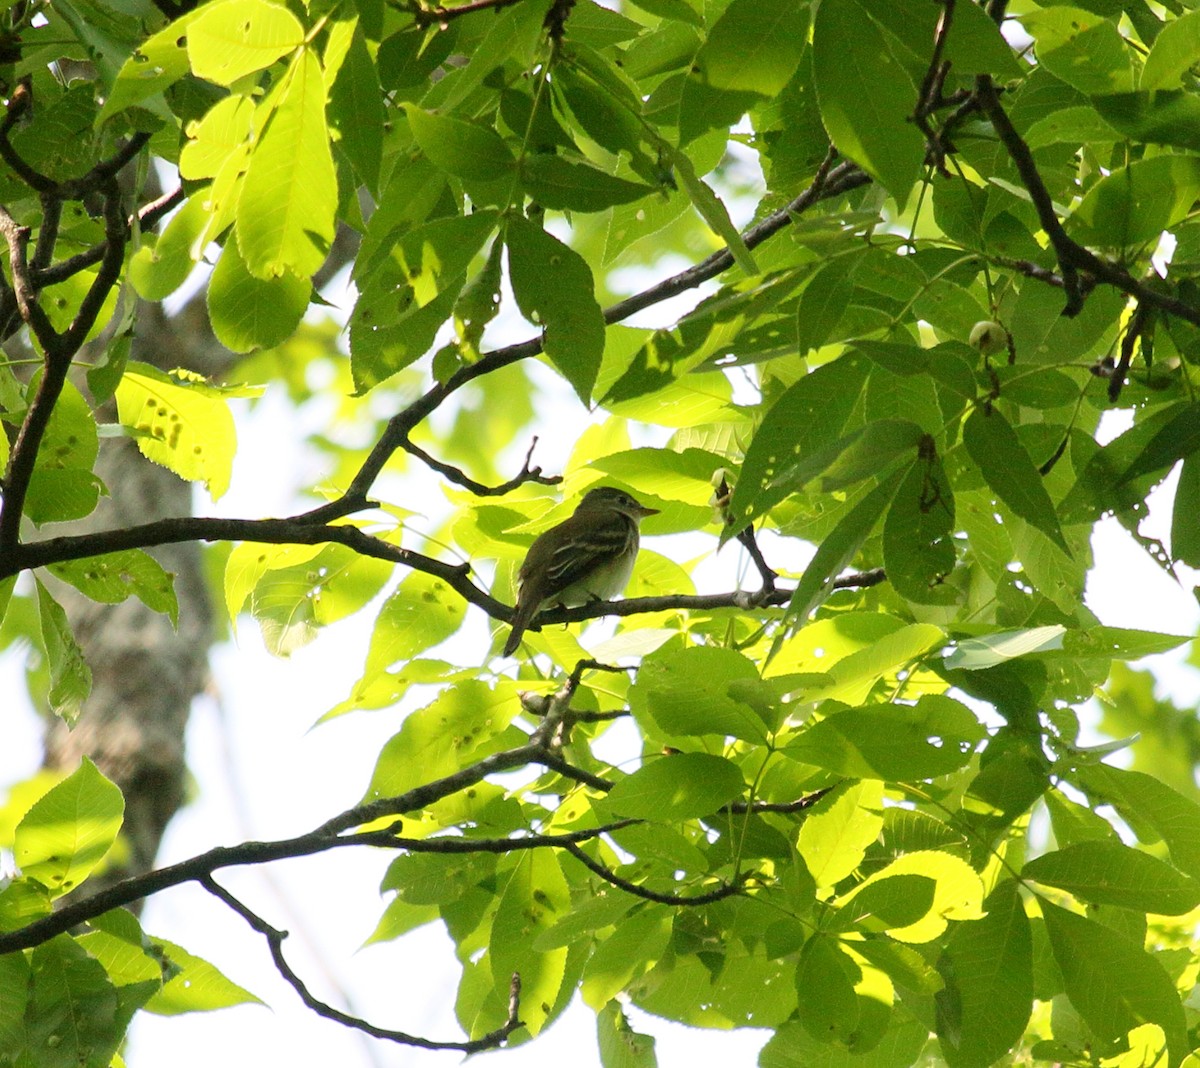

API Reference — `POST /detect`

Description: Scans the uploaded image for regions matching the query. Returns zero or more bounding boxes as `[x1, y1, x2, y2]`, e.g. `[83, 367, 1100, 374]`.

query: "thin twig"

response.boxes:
[559, 841, 743, 906]
[401, 434, 561, 496]
[202, 876, 524, 1052]
[406, 0, 525, 26]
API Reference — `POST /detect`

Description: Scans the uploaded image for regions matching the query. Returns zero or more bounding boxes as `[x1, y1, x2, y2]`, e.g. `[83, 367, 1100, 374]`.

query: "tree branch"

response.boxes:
[404, 0, 526, 27]
[202, 875, 525, 1052]
[975, 75, 1200, 329]
[401, 434, 561, 496]
[304, 154, 870, 526]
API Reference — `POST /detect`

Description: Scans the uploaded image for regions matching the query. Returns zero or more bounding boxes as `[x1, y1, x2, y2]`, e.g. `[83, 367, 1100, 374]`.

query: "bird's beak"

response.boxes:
[639, 504, 660, 518]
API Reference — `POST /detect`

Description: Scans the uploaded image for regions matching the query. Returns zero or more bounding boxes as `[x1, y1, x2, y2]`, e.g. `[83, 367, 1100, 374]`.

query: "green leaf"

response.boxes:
[1117, 402, 1200, 486]
[786, 469, 907, 626]
[1081, 765, 1200, 881]
[694, 0, 807, 97]
[99, 7, 203, 123]
[187, 0, 304, 86]
[209, 239, 310, 352]
[405, 105, 516, 181]
[507, 215, 605, 404]
[631, 645, 770, 743]
[327, 21, 385, 194]
[179, 94, 255, 181]
[943, 0, 1023, 77]
[350, 210, 496, 390]
[35, 579, 92, 725]
[1171, 455, 1200, 566]
[1070, 156, 1200, 248]
[490, 851, 570, 1035]
[601, 753, 745, 821]
[795, 934, 860, 1043]
[14, 757, 123, 896]
[936, 880, 1033, 1068]
[237, 50, 337, 279]
[1040, 901, 1187, 1065]
[1024, 105, 1123, 149]
[365, 681, 518, 802]
[24, 468, 104, 526]
[994, 367, 1080, 410]
[1093, 90, 1200, 152]
[784, 695, 984, 780]
[0, 952, 30, 1055]
[1023, 841, 1200, 915]
[728, 352, 870, 532]
[582, 907, 672, 1010]
[944, 625, 1067, 670]
[520, 155, 654, 211]
[827, 873, 937, 934]
[130, 194, 212, 302]
[814, 420, 926, 493]
[1141, 9, 1200, 90]
[26, 936, 122, 1068]
[249, 542, 393, 656]
[47, 549, 179, 627]
[663, 141, 758, 275]
[813, 0, 923, 203]
[1024, 7, 1134, 94]
[761, 1017, 930, 1068]
[361, 570, 467, 671]
[798, 780, 884, 891]
[845, 851, 984, 944]
[597, 1000, 658, 1068]
[32, 377, 98, 474]
[114, 362, 240, 500]
[963, 406, 1068, 553]
[144, 939, 262, 1014]
[796, 260, 857, 356]
[883, 452, 958, 605]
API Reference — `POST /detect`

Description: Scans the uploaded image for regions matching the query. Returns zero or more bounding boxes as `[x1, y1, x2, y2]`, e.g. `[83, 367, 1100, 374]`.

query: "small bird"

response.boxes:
[503, 486, 659, 656]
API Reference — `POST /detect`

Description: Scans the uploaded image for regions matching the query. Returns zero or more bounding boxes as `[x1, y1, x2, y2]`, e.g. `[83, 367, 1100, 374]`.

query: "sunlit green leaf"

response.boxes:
[14, 758, 122, 896]
[237, 50, 337, 279]
[114, 363, 240, 500]
[601, 753, 744, 821]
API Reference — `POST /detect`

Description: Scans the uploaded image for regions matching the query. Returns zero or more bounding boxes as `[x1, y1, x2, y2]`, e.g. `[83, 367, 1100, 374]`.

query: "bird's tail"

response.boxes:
[502, 596, 538, 657]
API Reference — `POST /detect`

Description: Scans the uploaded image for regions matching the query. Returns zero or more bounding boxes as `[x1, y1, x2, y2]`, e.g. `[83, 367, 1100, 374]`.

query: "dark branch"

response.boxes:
[911, 0, 958, 173]
[202, 875, 524, 1052]
[974, 76, 1200, 329]
[713, 473, 777, 593]
[560, 841, 743, 906]
[36, 186, 187, 289]
[401, 434, 561, 496]
[405, 0, 525, 26]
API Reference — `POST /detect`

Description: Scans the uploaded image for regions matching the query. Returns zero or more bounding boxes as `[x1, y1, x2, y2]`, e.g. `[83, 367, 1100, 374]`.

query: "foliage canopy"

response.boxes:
[3, 0, 1200, 1065]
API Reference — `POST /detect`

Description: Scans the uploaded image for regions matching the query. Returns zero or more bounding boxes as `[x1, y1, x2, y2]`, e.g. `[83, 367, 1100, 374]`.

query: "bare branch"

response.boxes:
[403, 0, 526, 26]
[402, 434, 561, 496]
[202, 876, 525, 1052]
[559, 841, 743, 906]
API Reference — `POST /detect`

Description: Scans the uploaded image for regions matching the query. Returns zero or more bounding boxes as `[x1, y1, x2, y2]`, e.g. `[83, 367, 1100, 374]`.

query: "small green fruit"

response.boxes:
[969, 320, 1009, 356]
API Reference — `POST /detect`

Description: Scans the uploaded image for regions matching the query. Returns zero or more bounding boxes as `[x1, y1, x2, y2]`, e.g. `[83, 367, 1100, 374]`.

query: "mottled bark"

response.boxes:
[41, 301, 226, 896]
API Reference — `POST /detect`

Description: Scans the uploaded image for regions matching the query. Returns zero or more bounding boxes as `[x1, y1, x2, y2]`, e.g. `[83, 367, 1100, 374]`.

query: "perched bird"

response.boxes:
[503, 486, 659, 656]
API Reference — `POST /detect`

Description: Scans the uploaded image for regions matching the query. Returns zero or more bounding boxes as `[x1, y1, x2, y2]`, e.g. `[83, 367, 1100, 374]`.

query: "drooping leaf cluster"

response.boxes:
[2, 1, 1200, 1066]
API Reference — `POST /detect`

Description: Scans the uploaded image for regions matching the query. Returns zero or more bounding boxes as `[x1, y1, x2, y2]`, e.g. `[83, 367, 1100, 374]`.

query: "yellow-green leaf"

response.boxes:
[114, 362, 239, 500]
